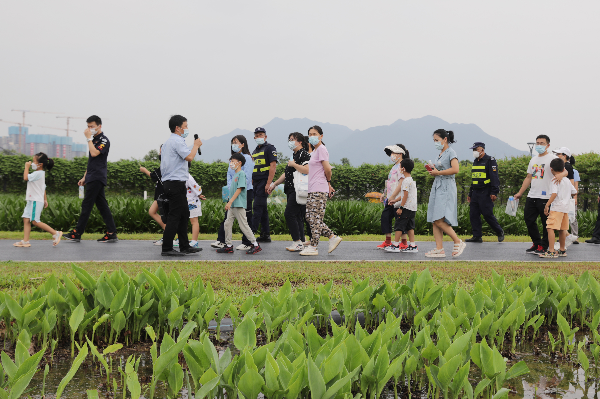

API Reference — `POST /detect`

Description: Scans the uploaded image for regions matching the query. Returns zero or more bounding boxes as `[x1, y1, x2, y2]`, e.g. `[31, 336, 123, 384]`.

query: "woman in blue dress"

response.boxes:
[425, 129, 466, 257]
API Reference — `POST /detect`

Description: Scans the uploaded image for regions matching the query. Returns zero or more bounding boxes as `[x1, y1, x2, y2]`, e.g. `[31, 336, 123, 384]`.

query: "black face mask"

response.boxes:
[158, 155, 161, 161]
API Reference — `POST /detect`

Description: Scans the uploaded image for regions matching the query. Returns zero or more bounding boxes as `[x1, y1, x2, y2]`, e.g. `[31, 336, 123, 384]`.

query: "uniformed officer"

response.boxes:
[251, 127, 277, 242]
[466, 142, 505, 243]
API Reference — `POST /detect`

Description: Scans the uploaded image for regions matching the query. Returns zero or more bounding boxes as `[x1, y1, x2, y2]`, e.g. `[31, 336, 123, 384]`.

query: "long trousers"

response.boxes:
[469, 188, 503, 237]
[75, 180, 116, 235]
[306, 192, 333, 248]
[161, 181, 190, 252]
[524, 197, 549, 249]
[218, 189, 254, 245]
[592, 198, 600, 239]
[285, 192, 307, 242]
[224, 208, 256, 247]
[252, 180, 270, 237]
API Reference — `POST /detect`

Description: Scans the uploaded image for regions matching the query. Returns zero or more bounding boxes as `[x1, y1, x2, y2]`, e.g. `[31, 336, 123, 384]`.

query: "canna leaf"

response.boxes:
[56, 344, 89, 399]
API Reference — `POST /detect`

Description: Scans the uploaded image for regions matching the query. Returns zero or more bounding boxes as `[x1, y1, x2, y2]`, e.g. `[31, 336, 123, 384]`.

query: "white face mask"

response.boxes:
[473, 151, 480, 159]
[391, 154, 401, 163]
[31, 163, 38, 170]
[229, 162, 237, 170]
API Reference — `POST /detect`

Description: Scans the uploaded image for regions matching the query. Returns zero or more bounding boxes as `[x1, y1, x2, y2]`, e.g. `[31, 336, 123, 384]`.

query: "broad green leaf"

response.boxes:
[194, 375, 220, 399]
[56, 344, 89, 399]
[234, 316, 257, 351]
[238, 368, 265, 399]
[437, 354, 462, 391]
[103, 344, 123, 355]
[308, 356, 327, 399]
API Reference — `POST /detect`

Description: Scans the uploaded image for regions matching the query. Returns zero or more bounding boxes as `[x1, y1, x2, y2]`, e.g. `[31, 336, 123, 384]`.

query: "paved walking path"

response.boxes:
[1, 239, 599, 262]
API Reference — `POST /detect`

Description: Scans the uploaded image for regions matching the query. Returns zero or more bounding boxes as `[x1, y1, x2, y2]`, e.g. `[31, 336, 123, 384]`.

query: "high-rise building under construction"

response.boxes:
[0, 126, 87, 159]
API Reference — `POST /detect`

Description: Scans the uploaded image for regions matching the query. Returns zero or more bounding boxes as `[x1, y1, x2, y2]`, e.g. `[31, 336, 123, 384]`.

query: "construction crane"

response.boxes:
[37, 125, 78, 136]
[11, 110, 64, 152]
[0, 120, 33, 155]
[56, 116, 86, 137]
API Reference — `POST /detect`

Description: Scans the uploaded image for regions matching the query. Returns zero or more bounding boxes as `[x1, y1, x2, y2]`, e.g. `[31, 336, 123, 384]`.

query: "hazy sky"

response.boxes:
[1, 1, 598, 161]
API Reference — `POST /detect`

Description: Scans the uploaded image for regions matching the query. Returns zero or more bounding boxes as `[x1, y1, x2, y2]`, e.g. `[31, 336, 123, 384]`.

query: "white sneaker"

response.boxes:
[236, 244, 252, 250]
[286, 242, 304, 252]
[211, 241, 225, 248]
[299, 246, 319, 256]
[384, 244, 401, 253]
[328, 236, 343, 253]
[153, 238, 163, 246]
[173, 239, 179, 248]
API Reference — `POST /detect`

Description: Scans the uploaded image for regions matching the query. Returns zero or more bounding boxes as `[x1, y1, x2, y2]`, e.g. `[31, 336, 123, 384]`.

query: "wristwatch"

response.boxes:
[87, 138, 93, 142]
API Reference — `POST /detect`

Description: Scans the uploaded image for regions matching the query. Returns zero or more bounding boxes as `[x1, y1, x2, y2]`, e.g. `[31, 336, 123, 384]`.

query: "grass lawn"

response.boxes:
[0, 231, 580, 242]
[2, 260, 599, 306]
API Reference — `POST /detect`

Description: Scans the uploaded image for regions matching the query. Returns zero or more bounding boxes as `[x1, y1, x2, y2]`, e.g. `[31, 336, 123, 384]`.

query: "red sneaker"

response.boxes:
[398, 242, 409, 250]
[377, 241, 392, 249]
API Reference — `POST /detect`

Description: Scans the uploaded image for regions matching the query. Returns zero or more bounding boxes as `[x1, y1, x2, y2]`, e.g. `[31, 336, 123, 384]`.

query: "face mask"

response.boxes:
[90, 129, 97, 135]
[308, 136, 320, 146]
[229, 162, 237, 170]
[231, 144, 240, 153]
[535, 145, 546, 154]
[31, 163, 38, 170]
[391, 154, 401, 163]
[255, 138, 265, 145]
[181, 129, 189, 139]
[434, 141, 444, 151]
[288, 141, 297, 150]
[473, 151, 480, 159]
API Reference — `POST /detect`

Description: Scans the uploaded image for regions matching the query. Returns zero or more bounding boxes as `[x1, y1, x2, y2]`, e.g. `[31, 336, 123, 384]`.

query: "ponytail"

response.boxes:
[35, 152, 54, 171]
[570, 156, 576, 165]
[396, 144, 410, 159]
[433, 129, 456, 144]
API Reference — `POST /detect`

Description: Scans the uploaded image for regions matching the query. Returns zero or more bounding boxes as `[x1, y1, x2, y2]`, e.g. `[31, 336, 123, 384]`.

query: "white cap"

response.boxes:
[552, 147, 571, 158]
[384, 145, 405, 157]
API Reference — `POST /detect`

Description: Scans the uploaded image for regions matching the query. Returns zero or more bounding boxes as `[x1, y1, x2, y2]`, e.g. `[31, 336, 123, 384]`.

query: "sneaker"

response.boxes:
[190, 241, 199, 248]
[402, 245, 419, 253]
[236, 244, 252, 251]
[53, 231, 62, 246]
[539, 251, 558, 258]
[97, 232, 118, 243]
[63, 230, 81, 242]
[328, 235, 343, 253]
[557, 249, 567, 257]
[13, 240, 31, 248]
[300, 246, 319, 256]
[256, 236, 272, 243]
[161, 250, 186, 257]
[286, 242, 304, 252]
[384, 244, 400, 253]
[526, 244, 540, 254]
[216, 246, 234, 254]
[533, 246, 546, 255]
[498, 230, 505, 242]
[246, 244, 262, 255]
[153, 238, 163, 246]
[211, 241, 225, 248]
[180, 247, 202, 254]
[465, 237, 483, 243]
[173, 239, 179, 248]
[398, 242, 409, 251]
[377, 241, 393, 249]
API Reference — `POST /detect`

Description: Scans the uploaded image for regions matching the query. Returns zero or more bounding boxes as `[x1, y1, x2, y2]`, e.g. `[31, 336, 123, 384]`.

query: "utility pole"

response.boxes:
[11, 110, 64, 153]
[56, 116, 85, 137]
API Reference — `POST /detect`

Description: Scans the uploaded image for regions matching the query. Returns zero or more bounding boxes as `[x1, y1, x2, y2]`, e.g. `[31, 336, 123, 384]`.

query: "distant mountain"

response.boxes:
[196, 116, 527, 165]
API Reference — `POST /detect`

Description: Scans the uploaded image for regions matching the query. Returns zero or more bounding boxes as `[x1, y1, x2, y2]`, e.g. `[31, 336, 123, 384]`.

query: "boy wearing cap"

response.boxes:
[466, 142, 504, 243]
[251, 127, 277, 242]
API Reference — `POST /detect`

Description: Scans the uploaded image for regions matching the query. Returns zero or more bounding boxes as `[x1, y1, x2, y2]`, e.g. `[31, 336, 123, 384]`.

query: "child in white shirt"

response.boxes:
[14, 153, 62, 247]
[540, 158, 577, 258]
[186, 173, 206, 248]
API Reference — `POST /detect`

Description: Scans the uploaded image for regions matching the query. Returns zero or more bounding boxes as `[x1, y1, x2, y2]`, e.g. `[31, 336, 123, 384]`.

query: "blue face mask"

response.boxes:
[434, 141, 444, 151]
[255, 138, 265, 145]
[535, 145, 546, 154]
[288, 141, 297, 150]
[181, 129, 189, 139]
[308, 136, 320, 146]
[231, 144, 240, 153]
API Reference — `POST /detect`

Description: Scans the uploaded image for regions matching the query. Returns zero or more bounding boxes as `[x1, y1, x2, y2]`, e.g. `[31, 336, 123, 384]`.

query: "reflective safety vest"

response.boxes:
[252, 151, 271, 173]
[471, 165, 490, 185]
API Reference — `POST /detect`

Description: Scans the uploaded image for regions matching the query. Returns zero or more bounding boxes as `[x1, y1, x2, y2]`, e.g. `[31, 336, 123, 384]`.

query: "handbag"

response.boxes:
[568, 198, 576, 223]
[294, 169, 309, 205]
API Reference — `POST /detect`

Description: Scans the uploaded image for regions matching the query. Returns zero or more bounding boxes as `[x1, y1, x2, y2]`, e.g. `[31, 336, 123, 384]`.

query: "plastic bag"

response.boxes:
[568, 198, 576, 223]
[505, 196, 519, 217]
[221, 186, 229, 203]
[294, 171, 309, 205]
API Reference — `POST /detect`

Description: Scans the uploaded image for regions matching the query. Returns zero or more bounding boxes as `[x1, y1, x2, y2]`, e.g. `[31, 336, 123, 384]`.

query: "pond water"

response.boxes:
[17, 331, 600, 398]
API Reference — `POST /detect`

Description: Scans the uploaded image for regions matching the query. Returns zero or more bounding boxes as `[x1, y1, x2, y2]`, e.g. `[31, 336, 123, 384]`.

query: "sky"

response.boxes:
[1, 1, 599, 161]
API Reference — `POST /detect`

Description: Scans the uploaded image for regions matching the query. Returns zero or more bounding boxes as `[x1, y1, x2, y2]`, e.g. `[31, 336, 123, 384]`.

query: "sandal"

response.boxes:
[53, 231, 62, 246]
[425, 248, 446, 258]
[13, 240, 31, 248]
[452, 240, 466, 257]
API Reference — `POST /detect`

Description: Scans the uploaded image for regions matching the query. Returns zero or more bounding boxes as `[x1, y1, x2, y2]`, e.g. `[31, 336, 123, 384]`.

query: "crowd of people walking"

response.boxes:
[11, 114, 600, 259]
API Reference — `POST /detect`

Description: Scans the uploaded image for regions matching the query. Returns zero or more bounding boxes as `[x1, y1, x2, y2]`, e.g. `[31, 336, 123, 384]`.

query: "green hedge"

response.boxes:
[1, 195, 598, 237]
[1, 153, 599, 210]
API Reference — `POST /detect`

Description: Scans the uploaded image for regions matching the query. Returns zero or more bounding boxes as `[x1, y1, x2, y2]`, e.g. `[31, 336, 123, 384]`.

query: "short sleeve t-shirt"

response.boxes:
[527, 153, 557, 199]
[386, 163, 404, 200]
[230, 170, 247, 209]
[186, 174, 202, 206]
[26, 171, 46, 202]
[550, 178, 575, 213]
[85, 133, 110, 186]
[308, 144, 330, 193]
[573, 169, 580, 182]
[285, 149, 311, 194]
[398, 176, 417, 211]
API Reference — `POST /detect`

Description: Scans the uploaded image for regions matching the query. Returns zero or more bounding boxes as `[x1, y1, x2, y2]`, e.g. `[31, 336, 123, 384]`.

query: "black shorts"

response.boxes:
[394, 208, 416, 233]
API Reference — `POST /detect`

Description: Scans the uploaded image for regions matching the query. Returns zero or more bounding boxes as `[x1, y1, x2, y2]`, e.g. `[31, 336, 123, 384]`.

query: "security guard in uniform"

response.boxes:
[251, 127, 277, 242]
[466, 142, 505, 243]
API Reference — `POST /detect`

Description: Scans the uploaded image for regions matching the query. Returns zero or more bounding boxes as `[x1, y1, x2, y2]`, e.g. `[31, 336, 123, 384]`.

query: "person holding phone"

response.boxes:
[300, 126, 342, 256]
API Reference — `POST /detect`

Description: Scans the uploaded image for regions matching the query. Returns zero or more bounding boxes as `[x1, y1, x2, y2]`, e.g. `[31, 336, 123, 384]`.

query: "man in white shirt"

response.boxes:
[514, 135, 567, 255]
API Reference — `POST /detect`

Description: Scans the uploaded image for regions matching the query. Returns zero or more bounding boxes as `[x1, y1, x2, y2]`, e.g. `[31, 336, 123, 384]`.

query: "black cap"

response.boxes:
[469, 142, 485, 149]
[254, 127, 266, 134]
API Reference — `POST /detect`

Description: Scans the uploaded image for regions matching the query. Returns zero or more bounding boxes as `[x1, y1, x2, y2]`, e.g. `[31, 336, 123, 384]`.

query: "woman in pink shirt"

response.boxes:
[300, 126, 343, 256]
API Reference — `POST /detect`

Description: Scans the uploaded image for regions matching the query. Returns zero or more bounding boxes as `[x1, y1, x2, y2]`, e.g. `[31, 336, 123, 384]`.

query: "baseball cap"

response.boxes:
[552, 147, 571, 158]
[254, 127, 266, 134]
[469, 142, 485, 149]
[384, 145, 405, 157]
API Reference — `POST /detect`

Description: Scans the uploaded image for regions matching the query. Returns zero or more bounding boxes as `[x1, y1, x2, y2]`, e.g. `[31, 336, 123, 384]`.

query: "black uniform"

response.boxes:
[75, 132, 117, 235]
[252, 141, 277, 237]
[469, 154, 503, 238]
